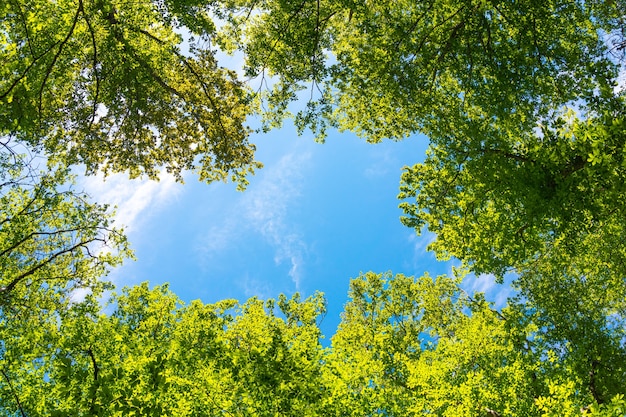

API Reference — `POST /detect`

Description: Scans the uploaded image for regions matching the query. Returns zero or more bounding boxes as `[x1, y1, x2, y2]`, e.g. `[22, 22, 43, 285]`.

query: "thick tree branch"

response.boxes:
[87, 347, 100, 414]
[589, 359, 604, 405]
[1, 237, 104, 295]
[37, 0, 83, 119]
[0, 368, 27, 417]
[0, 227, 93, 259]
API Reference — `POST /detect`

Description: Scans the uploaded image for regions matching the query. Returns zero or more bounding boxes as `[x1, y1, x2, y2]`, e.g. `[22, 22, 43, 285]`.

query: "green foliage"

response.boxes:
[0, 145, 131, 417]
[0, 147, 131, 315]
[326, 271, 626, 416]
[1, 0, 261, 187]
[2, 282, 327, 416]
[397, 97, 626, 410]
[216, 0, 620, 141]
[398, 96, 626, 278]
[324, 271, 538, 416]
[586, 394, 626, 417]
[1, 267, 624, 415]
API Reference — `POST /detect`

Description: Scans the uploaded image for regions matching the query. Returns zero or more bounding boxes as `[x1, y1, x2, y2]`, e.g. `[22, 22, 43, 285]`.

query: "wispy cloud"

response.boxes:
[405, 229, 442, 275]
[238, 273, 273, 300]
[242, 151, 310, 289]
[364, 148, 394, 179]
[408, 229, 437, 256]
[197, 148, 312, 291]
[77, 171, 182, 290]
[463, 273, 499, 295]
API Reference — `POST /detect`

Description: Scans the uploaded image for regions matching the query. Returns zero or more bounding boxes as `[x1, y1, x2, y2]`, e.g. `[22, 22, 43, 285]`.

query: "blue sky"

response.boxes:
[80, 123, 513, 338]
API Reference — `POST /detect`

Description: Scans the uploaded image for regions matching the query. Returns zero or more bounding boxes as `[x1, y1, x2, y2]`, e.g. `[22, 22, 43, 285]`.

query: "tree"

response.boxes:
[398, 96, 626, 278]
[216, 0, 621, 141]
[324, 271, 539, 416]
[2, 282, 328, 416]
[0, 142, 131, 416]
[1, 0, 261, 187]
[215, 2, 626, 313]
[395, 94, 626, 404]
[325, 271, 626, 416]
[0, 143, 131, 316]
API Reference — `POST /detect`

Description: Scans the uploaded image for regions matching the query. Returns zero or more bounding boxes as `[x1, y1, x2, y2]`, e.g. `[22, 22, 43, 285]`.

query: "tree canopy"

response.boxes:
[398, 97, 626, 277]
[0, 143, 132, 416]
[217, 0, 622, 140]
[2, 272, 625, 416]
[1, 0, 626, 415]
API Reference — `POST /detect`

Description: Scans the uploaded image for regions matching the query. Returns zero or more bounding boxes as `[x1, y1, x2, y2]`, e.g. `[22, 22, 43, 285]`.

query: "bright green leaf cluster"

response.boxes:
[2, 283, 327, 416]
[4, 271, 623, 416]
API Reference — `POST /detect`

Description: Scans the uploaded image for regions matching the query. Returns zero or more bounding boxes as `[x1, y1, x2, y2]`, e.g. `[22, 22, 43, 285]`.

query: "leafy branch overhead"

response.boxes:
[0, 144, 133, 417]
[213, 0, 626, 351]
[2, 0, 624, 182]
[1, 0, 261, 187]
[217, 0, 623, 140]
[0, 145, 131, 316]
[398, 100, 626, 278]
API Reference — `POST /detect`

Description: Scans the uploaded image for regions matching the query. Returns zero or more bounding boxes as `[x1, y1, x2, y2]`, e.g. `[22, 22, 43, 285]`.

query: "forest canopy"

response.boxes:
[1, 0, 626, 415]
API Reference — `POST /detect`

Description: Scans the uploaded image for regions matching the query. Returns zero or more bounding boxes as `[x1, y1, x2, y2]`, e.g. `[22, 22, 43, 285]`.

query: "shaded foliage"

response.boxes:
[1, 0, 261, 187]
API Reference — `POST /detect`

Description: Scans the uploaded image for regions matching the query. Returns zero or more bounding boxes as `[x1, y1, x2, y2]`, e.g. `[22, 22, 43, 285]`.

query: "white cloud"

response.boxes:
[76, 171, 182, 291]
[238, 274, 273, 300]
[464, 273, 498, 295]
[80, 171, 181, 233]
[201, 222, 239, 256]
[405, 229, 442, 275]
[462, 272, 516, 310]
[408, 229, 437, 256]
[69, 287, 92, 304]
[364, 148, 393, 179]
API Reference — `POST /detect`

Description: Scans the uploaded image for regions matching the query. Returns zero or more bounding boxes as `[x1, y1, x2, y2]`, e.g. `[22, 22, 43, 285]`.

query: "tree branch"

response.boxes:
[37, 0, 83, 120]
[0, 368, 27, 417]
[82, 7, 101, 132]
[1, 236, 104, 295]
[9, 0, 35, 57]
[485, 407, 501, 417]
[86, 347, 100, 413]
[0, 42, 60, 101]
[589, 359, 604, 405]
